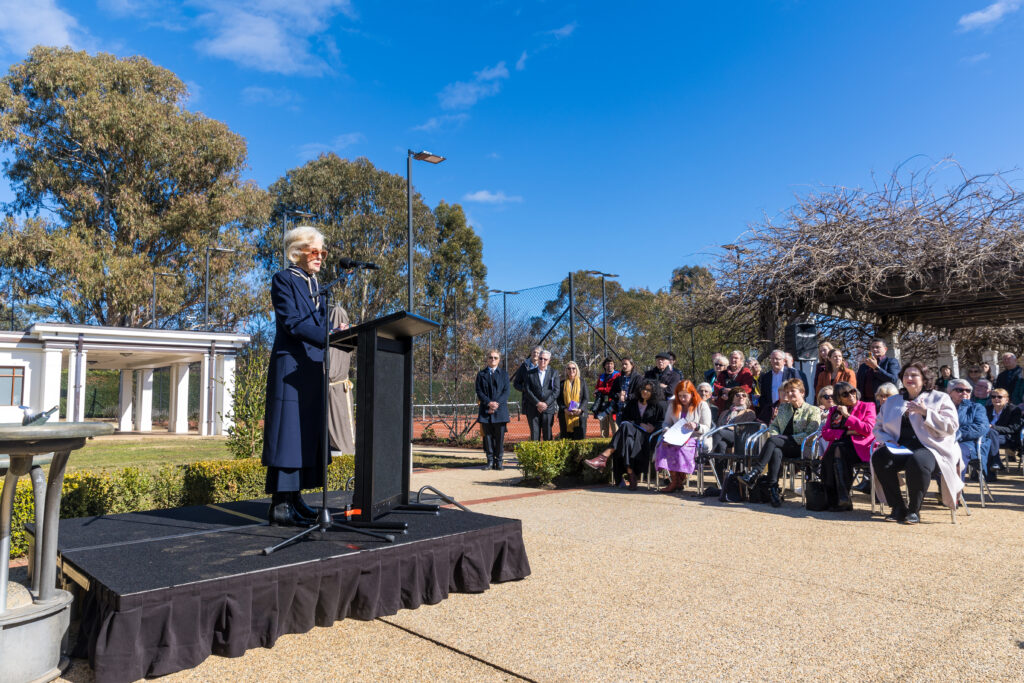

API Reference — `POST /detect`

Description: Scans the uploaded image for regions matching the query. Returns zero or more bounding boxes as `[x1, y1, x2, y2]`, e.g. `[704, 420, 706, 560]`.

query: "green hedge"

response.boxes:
[5, 455, 355, 559]
[514, 438, 611, 485]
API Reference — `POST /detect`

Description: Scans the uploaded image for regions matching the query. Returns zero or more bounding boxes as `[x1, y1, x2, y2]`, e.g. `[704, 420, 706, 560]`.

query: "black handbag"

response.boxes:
[719, 472, 746, 503]
[748, 477, 772, 504]
[805, 480, 829, 511]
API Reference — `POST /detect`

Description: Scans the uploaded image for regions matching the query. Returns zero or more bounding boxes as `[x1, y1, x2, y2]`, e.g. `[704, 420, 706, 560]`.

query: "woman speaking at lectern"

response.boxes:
[262, 225, 340, 526]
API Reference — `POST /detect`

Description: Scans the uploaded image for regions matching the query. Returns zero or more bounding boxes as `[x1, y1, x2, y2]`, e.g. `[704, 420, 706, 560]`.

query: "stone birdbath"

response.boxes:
[0, 421, 113, 683]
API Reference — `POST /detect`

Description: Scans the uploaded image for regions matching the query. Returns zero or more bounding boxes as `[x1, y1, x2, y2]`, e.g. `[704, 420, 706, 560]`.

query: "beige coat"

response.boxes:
[873, 390, 964, 508]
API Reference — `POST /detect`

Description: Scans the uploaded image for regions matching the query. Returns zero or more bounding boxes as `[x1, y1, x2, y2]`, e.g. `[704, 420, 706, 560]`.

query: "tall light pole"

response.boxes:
[205, 246, 236, 329]
[406, 150, 445, 312]
[489, 289, 519, 375]
[151, 272, 175, 328]
[585, 271, 618, 359]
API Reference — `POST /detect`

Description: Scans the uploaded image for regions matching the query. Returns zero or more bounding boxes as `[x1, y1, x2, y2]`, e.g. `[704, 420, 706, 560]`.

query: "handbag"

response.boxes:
[804, 480, 829, 511]
[748, 477, 772, 504]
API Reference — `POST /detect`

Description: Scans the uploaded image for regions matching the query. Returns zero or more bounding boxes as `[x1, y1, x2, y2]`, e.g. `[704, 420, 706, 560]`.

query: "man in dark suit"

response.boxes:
[757, 349, 807, 422]
[986, 388, 1022, 470]
[523, 349, 559, 441]
[855, 338, 901, 403]
[995, 352, 1021, 393]
[476, 349, 510, 470]
[645, 351, 682, 397]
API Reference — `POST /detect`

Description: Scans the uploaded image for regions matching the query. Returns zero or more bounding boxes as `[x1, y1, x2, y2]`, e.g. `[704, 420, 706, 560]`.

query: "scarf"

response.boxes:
[563, 376, 581, 432]
[288, 266, 320, 309]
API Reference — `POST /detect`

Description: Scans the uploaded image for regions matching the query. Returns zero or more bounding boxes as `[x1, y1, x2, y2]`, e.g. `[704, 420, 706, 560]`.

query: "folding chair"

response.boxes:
[694, 421, 764, 491]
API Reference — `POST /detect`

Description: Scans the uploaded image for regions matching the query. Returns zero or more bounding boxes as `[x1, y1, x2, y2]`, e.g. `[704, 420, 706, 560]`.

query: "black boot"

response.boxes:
[290, 492, 319, 523]
[268, 493, 308, 527]
[739, 466, 762, 489]
[768, 484, 782, 508]
[830, 458, 853, 512]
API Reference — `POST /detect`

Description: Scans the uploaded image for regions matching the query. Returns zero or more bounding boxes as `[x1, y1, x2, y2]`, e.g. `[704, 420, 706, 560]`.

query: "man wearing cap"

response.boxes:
[645, 351, 683, 396]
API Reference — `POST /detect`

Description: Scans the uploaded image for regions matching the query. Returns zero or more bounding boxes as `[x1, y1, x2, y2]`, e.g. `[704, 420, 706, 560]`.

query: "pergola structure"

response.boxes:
[0, 324, 250, 435]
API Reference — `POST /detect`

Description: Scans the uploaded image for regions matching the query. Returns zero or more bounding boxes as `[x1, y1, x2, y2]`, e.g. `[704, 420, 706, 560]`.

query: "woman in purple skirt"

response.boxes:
[655, 380, 713, 492]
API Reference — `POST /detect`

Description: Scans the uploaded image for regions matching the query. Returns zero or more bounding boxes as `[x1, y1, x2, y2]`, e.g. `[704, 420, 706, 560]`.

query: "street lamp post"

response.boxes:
[489, 289, 519, 375]
[151, 272, 175, 328]
[585, 271, 618, 358]
[406, 150, 445, 312]
[205, 246, 237, 329]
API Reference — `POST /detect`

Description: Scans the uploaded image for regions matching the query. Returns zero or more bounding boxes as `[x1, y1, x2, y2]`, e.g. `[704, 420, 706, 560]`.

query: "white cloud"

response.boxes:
[961, 52, 991, 64]
[413, 113, 469, 131]
[183, 80, 203, 105]
[515, 50, 528, 71]
[193, 0, 355, 75]
[438, 60, 510, 110]
[462, 190, 522, 204]
[242, 85, 301, 106]
[958, 1, 1019, 31]
[0, 0, 88, 56]
[546, 21, 577, 39]
[297, 132, 364, 159]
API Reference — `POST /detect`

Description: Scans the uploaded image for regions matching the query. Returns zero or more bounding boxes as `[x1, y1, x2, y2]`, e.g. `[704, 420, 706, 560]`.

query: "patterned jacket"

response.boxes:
[768, 400, 822, 443]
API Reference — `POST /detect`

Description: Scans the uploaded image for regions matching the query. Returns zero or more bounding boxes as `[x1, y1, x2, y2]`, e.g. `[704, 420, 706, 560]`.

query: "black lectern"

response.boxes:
[331, 311, 439, 523]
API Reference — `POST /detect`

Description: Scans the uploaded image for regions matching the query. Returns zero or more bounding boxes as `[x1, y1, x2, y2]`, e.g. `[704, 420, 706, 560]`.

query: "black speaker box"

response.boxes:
[785, 322, 818, 362]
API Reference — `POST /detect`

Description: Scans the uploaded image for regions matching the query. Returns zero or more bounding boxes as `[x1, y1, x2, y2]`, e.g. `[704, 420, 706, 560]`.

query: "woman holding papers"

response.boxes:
[654, 380, 713, 493]
[871, 362, 964, 525]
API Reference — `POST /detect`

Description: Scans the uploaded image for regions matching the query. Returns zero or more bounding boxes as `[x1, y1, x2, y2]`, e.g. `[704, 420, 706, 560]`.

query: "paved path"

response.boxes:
[60, 467, 1024, 682]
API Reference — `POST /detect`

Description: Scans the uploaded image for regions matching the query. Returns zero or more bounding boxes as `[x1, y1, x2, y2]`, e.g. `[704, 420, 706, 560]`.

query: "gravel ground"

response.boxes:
[59, 465, 1024, 682]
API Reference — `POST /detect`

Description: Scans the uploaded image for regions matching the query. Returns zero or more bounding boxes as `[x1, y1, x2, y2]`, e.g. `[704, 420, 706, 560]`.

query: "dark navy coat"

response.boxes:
[476, 366, 510, 423]
[262, 268, 328, 470]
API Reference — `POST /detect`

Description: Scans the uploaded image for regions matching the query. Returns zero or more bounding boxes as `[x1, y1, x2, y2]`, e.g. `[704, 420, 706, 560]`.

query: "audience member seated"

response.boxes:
[935, 365, 954, 391]
[815, 348, 856, 396]
[852, 381, 897, 495]
[586, 378, 665, 490]
[756, 349, 806, 423]
[713, 350, 756, 413]
[707, 387, 757, 482]
[855, 338, 900, 405]
[972, 379, 993, 409]
[654, 380, 713, 492]
[995, 353, 1021, 393]
[819, 381, 876, 511]
[611, 357, 642, 423]
[593, 357, 620, 437]
[646, 351, 682, 399]
[745, 357, 762, 409]
[946, 379, 992, 482]
[705, 353, 727, 385]
[871, 362, 964, 525]
[557, 361, 589, 440]
[965, 365, 983, 389]
[696, 382, 718, 421]
[816, 385, 836, 417]
[986, 388, 1022, 464]
[739, 378, 821, 507]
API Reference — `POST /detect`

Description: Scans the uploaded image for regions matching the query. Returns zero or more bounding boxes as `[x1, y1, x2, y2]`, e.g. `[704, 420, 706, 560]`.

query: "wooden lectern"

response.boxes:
[331, 311, 439, 524]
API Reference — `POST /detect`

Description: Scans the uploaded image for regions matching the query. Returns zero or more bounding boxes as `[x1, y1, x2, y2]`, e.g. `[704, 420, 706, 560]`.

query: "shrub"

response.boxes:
[514, 438, 613, 486]
[226, 346, 269, 460]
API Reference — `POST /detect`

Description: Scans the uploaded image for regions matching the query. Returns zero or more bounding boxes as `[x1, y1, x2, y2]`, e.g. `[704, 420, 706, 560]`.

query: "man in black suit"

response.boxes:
[995, 352, 1022, 393]
[986, 388, 1022, 470]
[855, 338, 901, 403]
[645, 351, 682, 397]
[476, 349, 510, 470]
[523, 349, 559, 441]
[757, 349, 807, 422]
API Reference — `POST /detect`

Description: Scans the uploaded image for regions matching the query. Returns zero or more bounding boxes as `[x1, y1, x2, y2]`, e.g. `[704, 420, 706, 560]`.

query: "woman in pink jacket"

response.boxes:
[820, 381, 876, 511]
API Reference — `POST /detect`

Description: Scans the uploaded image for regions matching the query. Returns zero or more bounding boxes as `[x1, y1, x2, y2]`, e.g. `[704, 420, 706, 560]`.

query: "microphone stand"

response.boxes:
[263, 271, 395, 555]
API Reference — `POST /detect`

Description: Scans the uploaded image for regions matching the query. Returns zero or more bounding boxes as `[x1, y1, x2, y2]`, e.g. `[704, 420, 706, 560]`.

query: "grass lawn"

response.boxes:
[66, 436, 487, 474]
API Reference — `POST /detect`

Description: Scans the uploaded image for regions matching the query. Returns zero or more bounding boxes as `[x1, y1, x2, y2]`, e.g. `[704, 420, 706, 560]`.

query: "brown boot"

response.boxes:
[660, 472, 681, 493]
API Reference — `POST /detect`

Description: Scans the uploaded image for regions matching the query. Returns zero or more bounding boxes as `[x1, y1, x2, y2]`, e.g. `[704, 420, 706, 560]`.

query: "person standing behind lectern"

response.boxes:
[476, 349, 510, 470]
[262, 226, 335, 527]
[524, 349, 559, 440]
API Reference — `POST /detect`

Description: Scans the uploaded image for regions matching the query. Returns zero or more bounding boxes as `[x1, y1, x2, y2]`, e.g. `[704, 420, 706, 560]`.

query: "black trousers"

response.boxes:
[526, 405, 554, 441]
[821, 441, 861, 504]
[480, 421, 507, 468]
[871, 445, 938, 514]
[753, 434, 801, 485]
[610, 421, 652, 484]
[265, 465, 322, 494]
[710, 429, 737, 483]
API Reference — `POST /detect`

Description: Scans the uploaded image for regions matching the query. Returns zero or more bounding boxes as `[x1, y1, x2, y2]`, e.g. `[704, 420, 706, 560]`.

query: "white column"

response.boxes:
[63, 351, 76, 421]
[134, 368, 153, 432]
[936, 340, 959, 378]
[199, 353, 212, 436]
[982, 348, 1000, 376]
[214, 355, 235, 435]
[70, 349, 87, 422]
[882, 333, 901, 367]
[40, 349, 62, 414]
[168, 364, 190, 433]
[118, 370, 134, 432]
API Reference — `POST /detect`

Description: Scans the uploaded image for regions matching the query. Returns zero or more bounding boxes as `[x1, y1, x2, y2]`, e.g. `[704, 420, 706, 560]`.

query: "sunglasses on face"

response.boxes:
[821, 394, 834, 400]
[714, 363, 726, 368]
[303, 248, 328, 259]
[488, 356, 500, 360]
[839, 390, 857, 397]
[952, 388, 971, 394]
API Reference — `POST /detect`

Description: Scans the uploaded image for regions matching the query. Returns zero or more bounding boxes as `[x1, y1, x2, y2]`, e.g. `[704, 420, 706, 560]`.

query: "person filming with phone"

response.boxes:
[855, 338, 900, 404]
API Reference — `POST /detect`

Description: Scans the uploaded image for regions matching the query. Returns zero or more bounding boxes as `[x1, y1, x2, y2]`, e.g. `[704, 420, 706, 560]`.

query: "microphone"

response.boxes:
[336, 257, 379, 270]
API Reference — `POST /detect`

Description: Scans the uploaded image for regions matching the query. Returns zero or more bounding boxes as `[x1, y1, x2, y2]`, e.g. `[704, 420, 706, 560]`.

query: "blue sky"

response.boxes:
[1, 1, 1023, 293]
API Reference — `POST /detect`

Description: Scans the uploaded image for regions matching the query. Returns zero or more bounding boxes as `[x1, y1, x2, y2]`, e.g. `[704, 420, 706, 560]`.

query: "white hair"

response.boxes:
[284, 225, 325, 265]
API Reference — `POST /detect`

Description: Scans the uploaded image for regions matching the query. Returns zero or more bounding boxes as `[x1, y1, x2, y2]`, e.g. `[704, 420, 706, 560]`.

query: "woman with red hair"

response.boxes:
[654, 380, 713, 492]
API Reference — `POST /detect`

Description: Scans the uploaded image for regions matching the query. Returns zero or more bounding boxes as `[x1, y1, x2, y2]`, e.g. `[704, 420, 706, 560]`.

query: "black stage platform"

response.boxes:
[38, 491, 530, 683]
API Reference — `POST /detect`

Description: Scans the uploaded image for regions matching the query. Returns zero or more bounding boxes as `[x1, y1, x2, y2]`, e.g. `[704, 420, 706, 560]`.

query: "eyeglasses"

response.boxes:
[714, 363, 727, 368]
[839, 390, 857, 397]
[303, 248, 328, 259]
[951, 388, 971, 394]
[821, 394, 834, 400]
[488, 356, 500, 360]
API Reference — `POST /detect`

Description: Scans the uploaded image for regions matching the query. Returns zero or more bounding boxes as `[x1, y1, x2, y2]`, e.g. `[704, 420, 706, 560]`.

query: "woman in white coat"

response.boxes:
[871, 362, 964, 524]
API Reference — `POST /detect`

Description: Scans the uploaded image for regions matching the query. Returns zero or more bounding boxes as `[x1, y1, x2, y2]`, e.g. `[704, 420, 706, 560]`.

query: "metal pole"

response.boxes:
[204, 247, 210, 328]
[502, 292, 509, 375]
[406, 152, 414, 312]
[427, 303, 433, 403]
[568, 272, 575, 362]
[151, 274, 157, 328]
[601, 275, 608, 358]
